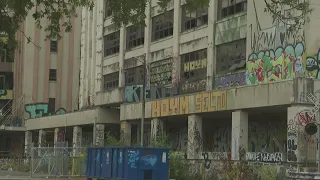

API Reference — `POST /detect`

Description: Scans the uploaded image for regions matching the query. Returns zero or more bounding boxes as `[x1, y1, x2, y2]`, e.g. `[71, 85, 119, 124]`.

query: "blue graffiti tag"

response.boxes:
[128, 150, 140, 168]
[141, 155, 157, 167]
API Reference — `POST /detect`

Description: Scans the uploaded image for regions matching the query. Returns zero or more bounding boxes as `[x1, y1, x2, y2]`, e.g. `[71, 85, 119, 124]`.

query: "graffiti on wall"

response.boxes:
[306, 49, 320, 78]
[124, 85, 178, 103]
[151, 90, 227, 117]
[246, 43, 305, 85]
[246, 152, 283, 162]
[215, 72, 246, 90]
[25, 103, 66, 119]
[248, 121, 286, 153]
[152, 96, 189, 117]
[195, 91, 227, 113]
[211, 127, 231, 152]
[0, 89, 12, 99]
[150, 58, 173, 86]
[170, 127, 188, 151]
[181, 79, 206, 93]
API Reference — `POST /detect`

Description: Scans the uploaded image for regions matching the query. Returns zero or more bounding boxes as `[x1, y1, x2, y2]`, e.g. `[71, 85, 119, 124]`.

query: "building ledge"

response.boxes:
[120, 78, 315, 120]
[25, 108, 120, 130]
[0, 125, 26, 132]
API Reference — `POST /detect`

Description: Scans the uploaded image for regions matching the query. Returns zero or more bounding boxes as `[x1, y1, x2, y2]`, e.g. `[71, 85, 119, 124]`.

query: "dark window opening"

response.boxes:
[216, 38, 246, 74]
[181, 7, 208, 32]
[150, 58, 172, 86]
[49, 69, 57, 81]
[218, 0, 247, 19]
[48, 98, 55, 115]
[126, 26, 145, 50]
[104, 31, 120, 57]
[180, 49, 207, 82]
[50, 40, 58, 52]
[105, 0, 113, 18]
[103, 72, 119, 90]
[152, 11, 174, 41]
[125, 66, 144, 86]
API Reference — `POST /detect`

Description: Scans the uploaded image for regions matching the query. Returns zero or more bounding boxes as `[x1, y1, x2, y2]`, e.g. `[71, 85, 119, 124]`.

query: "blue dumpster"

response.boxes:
[85, 146, 169, 180]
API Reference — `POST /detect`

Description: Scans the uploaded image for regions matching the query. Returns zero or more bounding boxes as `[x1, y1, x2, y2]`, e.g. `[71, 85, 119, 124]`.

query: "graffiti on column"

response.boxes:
[202, 152, 212, 170]
[187, 121, 202, 158]
[95, 126, 105, 146]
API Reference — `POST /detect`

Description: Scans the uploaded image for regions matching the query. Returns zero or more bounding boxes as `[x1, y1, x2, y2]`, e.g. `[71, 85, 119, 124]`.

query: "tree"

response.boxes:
[0, 0, 94, 59]
[264, 0, 313, 33]
[108, 0, 313, 32]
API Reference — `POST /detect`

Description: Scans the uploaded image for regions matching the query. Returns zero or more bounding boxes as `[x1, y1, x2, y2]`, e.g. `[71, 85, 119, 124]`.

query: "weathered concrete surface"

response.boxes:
[25, 108, 119, 130]
[120, 78, 315, 120]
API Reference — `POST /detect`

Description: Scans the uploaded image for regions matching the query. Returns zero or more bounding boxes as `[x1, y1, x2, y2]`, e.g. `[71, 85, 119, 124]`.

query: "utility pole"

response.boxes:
[140, 57, 146, 146]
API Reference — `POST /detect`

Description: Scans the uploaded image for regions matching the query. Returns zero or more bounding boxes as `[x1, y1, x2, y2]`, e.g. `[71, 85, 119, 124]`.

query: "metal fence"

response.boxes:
[30, 146, 87, 178]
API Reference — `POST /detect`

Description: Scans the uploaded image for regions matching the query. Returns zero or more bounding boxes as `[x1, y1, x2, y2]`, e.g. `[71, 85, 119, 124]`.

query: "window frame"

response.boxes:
[216, 38, 246, 74]
[103, 72, 119, 90]
[104, 0, 113, 18]
[49, 69, 57, 81]
[180, 49, 207, 82]
[104, 31, 120, 57]
[218, 0, 247, 19]
[151, 10, 174, 42]
[48, 98, 56, 115]
[126, 26, 145, 50]
[181, 7, 208, 32]
[124, 66, 144, 86]
[50, 40, 58, 52]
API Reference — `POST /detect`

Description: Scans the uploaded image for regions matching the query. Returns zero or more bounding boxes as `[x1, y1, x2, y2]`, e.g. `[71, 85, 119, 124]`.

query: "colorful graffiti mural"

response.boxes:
[25, 103, 66, 119]
[215, 72, 246, 90]
[0, 90, 12, 99]
[306, 49, 320, 78]
[246, 43, 305, 85]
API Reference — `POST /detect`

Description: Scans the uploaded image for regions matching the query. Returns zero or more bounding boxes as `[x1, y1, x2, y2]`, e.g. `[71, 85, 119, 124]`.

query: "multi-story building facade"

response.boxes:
[11, 0, 320, 168]
[80, 0, 320, 166]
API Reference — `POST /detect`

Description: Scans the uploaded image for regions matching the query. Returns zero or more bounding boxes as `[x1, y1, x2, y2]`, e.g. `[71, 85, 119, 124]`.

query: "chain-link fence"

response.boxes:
[30, 146, 87, 178]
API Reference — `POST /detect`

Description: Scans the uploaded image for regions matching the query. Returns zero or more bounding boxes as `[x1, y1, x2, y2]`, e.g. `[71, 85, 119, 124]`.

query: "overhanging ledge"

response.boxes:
[25, 108, 120, 130]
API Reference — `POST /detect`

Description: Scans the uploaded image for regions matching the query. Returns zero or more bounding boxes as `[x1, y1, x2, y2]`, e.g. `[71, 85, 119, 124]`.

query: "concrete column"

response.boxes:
[73, 126, 82, 156]
[151, 118, 164, 144]
[95, 0, 104, 93]
[120, 121, 131, 145]
[287, 105, 316, 163]
[53, 128, 62, 147]
[187, 114, 203, 159]
[38, 129, 46, 156]
[207, 0, 218, 90]
[144, 1, 151, 87]
[231, 110, 248, 161]
[118, 27, 126, 88]
[24, 131, 32, 157]
[94, 124, 105, 146]
[171, 0, 181, 87]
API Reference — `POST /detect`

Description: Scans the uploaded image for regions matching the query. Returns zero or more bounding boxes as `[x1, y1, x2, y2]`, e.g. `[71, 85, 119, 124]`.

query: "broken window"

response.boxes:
[180, 49, 207, 82]
[181, 6, 208, 32]
[104, 31, 120, 57]
[218, 0, 247, 19]
[124, 66, 144, 86]
[150, 58, 173, 86]
[152, 10, 174, 41]
[216, 38, 246, 74]
[50, 40, 58, 52]
[49, 69, 57, 81]
[126, 26, 145, 50]
[103, 72, 119, 90]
